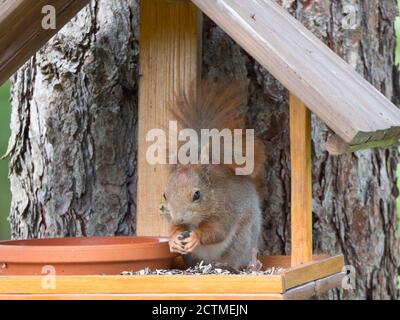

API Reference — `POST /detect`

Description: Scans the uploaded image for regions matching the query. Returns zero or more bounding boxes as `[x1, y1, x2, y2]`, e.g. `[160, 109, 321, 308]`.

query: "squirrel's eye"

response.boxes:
[163, 193, 167, 201]
[192, 190, 201, 202]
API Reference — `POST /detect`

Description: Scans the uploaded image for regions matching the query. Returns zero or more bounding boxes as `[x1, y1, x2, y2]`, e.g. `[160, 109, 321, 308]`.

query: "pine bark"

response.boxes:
[8, 0, 139, 237]
[8, 0, 399, 299]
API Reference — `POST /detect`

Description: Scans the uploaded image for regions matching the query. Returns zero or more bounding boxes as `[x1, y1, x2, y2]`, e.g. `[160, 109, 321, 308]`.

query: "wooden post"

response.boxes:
[137, 0, 201, 236]
[290, 94, 312, 267]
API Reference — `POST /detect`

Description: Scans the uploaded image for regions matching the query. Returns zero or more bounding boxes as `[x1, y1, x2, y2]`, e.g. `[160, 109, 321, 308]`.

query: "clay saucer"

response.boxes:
[0, 236, 177, 275]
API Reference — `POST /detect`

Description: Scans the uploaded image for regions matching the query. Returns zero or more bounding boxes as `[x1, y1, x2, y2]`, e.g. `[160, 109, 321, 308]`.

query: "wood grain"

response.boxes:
[0, 255, 344, 296]
[0, 274, 284, 294]
[0, 293, 285, 300]
[0, 0, 89, 85]
[0, 255, 344, 299]
[260, 254, 328, 269]
[284, 255, 345, 290]
[314, 272, 346, 295]
[137, 0, 202, 236]
[283, 272, 346, 300]
[326, 134, 397, 155]
[290, 94, 312, 267]
[191, 0, 400, 148]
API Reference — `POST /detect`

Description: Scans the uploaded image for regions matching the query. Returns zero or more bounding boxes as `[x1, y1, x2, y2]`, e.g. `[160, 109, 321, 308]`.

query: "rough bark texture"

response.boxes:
[8, 0, 399, 299]
[8, 0, 139, 238]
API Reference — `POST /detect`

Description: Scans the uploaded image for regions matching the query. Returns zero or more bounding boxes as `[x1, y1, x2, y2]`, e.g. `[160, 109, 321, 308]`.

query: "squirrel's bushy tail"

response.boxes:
[170, 79, 266, 193]
[172, 79, 247, 132]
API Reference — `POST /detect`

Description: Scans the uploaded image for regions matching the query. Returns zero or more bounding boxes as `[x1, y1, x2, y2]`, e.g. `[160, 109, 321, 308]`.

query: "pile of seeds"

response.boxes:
[121, 260, 284, 276]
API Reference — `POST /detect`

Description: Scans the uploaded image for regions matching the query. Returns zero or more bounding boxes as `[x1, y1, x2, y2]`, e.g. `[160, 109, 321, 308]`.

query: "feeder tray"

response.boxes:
[0, 248, 345, 300]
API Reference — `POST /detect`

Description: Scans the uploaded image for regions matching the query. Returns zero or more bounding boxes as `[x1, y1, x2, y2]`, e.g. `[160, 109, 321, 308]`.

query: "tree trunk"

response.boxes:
[8, 0, 139, 238]
[8, 0, 399, 299]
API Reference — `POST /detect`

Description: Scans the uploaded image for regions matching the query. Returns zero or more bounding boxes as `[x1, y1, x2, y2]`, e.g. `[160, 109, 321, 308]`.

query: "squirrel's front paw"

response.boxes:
[169, 230, 200, 255]
[180, 230, 200, 254]
[169, 233, 188, 255]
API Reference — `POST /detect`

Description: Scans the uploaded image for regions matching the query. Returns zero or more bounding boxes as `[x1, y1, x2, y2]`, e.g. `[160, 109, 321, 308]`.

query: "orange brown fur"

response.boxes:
[164, 79, 265, 269]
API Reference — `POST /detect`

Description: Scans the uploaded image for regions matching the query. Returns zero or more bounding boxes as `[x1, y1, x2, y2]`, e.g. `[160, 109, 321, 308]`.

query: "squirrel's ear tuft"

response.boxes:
[170, 78, 249, 133]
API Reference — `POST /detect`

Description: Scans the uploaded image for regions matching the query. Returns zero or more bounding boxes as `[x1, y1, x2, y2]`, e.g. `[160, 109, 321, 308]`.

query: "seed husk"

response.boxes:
[122, 261, 284, 276]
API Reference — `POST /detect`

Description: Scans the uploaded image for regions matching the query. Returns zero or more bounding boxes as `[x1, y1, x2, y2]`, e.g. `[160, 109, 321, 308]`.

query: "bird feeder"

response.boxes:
[1, 0, 400, 300]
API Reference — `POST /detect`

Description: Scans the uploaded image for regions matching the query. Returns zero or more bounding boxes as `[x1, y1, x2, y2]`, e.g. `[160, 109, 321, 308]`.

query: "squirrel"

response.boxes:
[162, 79, 266, 270]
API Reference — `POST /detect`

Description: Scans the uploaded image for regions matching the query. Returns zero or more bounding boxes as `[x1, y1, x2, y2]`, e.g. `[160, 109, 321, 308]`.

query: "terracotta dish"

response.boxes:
[0, 236, 177, 275]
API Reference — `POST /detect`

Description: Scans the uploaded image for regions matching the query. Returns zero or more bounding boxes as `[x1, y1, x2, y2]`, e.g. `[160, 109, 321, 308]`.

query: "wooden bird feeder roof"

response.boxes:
[191, 0, 400, 155]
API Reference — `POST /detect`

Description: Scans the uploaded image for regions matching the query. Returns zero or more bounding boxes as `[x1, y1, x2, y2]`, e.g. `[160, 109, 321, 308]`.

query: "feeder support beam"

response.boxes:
[137, 0, 202, 236]
[290, 94, 313, 267]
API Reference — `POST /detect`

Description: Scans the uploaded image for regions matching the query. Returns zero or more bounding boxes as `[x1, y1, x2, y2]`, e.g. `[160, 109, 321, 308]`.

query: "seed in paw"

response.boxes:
[178, 230, 191, 240]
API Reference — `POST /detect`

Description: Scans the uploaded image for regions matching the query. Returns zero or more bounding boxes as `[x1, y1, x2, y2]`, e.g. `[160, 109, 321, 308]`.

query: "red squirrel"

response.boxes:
[163, 79, 265, 269]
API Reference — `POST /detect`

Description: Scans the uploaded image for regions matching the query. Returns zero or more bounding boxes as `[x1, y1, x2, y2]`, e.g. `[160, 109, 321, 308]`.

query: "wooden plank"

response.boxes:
[0, 0, 90, 85]
[290, 94, 312, 267]
[260, 255, 294, 269]
[314, 272, 346, 295]
[137, 0, 202, 236]
[191, 0, 400, 147]
[326, 134, 397, 155]
[282, 282, 315, 300]
[0, 274, 284, 294]
[0, 272, 345, 300]
[283, 255, 344, 290]
[0, 293, 284, 300]
[283, 272, 346, 300]
[260, 254, 328, 269]
[0, 270, 345, 300]
[0, 255, 344, 298]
